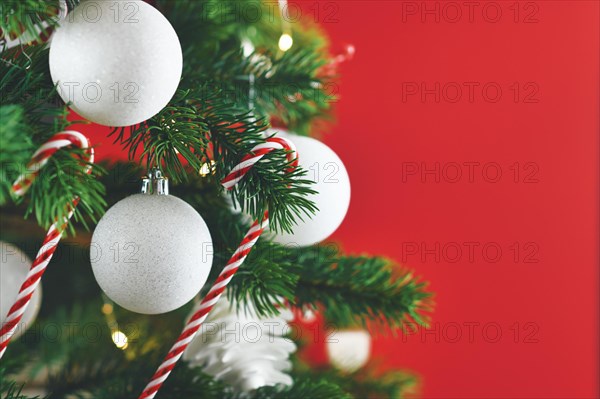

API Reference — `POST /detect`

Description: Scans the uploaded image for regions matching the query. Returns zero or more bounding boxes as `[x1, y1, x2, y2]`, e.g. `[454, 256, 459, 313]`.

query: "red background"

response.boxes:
[80, 1, 599, 398]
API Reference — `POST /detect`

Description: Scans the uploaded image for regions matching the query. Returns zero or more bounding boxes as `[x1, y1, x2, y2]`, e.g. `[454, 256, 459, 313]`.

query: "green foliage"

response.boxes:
[296, 250, 433, 330]
[229, 241, 301, 315]
[0, 105, 34, 204]
[112, 85, 318, 233]
[224, 230, 432, 330]
[184, 45, 335, 135]
[293, 361, 420, 399]
[1, 356, 40, 399]
[111, 89, 212, 180]
[157, 0, 256, 57]
[226, 143, 319, 235]
[23, 149, 106, 232]
[0, 380, 39, 399]
[249, 377, 352, 399]
[0, 46, 65, 139]
[0, 0, 62, 46]
[1, 41, 106, 231]
[159, 0, 335, 134]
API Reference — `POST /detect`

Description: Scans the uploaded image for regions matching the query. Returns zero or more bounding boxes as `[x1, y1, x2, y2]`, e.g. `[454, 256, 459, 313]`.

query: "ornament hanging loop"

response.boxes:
[141, 168, 169, 195]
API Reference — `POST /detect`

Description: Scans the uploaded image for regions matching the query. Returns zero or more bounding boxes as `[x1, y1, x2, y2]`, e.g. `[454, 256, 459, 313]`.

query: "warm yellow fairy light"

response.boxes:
[111, 330, 129, 350]
[101, 303, 113, 315]
[199, 160, 216, 177]
[278, 33, 293, 52]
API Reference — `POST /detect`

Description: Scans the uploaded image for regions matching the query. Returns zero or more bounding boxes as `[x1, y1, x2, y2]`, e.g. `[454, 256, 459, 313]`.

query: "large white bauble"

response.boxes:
[90, 194, 213, 314]
[1, 241, 42, 339]
[49, 0, 183, 126]
[270, 130, 351, 247]
[326, 329, 371, 372]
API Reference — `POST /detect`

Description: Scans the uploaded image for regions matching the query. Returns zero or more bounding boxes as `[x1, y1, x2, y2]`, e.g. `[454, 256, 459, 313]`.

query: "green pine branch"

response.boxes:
[111, 85, 318, 233]
[157, 0, 257, 57]
[1, 43, 106, 231]
[110, 89, 213, 180]
[0, 105, 34, 204]
[0, 0, 62, 47]
[230, 239, 432, 330]
[0, 46, 65, 140]
[20, 147, 106, 232]
[292, 361, 420, 399]
[248, 377, 352, 399]
[0, 380, 39, 399]
[43, 360, 353, 399]
[159, 0, 335, 134]
[185, 45, 335, 135]
[295, 249, 433, 330]
[0, 356, 39, 399]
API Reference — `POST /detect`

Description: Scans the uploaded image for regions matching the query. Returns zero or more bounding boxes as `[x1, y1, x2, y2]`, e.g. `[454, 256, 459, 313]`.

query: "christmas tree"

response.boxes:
[0, 1, 433, 398]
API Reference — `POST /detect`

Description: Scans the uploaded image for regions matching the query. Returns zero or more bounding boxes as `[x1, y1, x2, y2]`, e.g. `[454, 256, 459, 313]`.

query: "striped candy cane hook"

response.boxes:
[0, 131, 93, 359]
[139, 136, 298, 399]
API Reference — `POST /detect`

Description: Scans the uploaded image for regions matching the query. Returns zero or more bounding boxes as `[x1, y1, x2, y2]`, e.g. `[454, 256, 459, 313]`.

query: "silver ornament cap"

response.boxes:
[141, 168, 169, 195]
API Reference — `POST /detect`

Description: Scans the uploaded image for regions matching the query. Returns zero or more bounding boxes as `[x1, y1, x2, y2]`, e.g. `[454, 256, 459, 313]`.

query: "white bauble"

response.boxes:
[0, 241, 42, 339]
[270, 130, 351, 247]
[49, 0, 182, 126]
[326, 329, 371, 372]
[90, 194, 213, 314]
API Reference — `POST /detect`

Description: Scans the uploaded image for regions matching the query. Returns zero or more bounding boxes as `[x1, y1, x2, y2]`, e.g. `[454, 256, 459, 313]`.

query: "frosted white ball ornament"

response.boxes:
[1, 241, 42, 339]
[49, 0, 183, 126]
[270, 130, 351, 247]
[90, 170, 213, 314]
[326, 329, 371, 372]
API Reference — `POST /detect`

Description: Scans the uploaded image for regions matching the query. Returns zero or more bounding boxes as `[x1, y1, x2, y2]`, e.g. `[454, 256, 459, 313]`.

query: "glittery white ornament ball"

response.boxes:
[1, 241, 42, 339]
[49, 0, 183, 126]
[326, 329, 371, 372]
[270, 130, 351, 247]
[90, 194, 213, 314]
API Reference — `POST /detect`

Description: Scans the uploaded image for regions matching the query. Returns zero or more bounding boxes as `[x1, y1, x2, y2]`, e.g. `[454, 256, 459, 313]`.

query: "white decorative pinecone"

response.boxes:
[183, 294, 296, 392]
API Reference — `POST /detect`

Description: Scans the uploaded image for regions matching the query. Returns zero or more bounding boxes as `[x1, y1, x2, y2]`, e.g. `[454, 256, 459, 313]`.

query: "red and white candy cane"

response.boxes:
[139, 136, 298, 399]
[0, 131, 93, 359]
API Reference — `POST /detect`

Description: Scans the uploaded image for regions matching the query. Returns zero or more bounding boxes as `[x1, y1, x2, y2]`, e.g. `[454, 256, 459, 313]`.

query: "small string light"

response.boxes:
[101, 303, 113, 315]
[101, 294, 129, 351]
[277, 0, 293, 52]
[278, 33, 293, 52]
[111, 330, 129, 350]
[199, 160, 216, 177]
